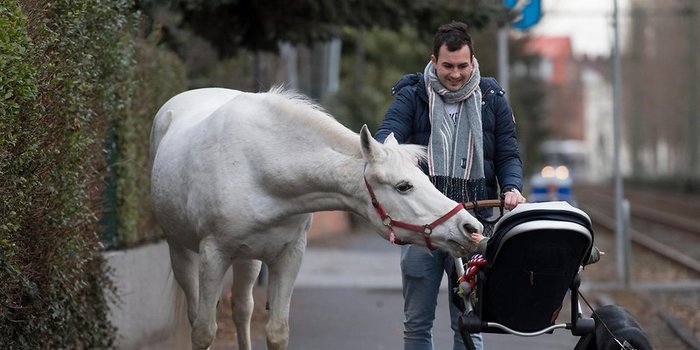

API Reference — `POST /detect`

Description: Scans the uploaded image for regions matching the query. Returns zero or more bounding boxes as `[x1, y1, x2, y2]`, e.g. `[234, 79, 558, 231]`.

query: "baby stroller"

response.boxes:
[455, 200, 596, 350]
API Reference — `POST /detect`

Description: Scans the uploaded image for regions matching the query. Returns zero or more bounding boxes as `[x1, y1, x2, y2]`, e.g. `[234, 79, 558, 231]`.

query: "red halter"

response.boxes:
[363, 174, 464, 250]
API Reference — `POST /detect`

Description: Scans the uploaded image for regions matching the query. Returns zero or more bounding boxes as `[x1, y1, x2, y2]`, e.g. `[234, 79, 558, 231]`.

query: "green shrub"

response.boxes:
[112, 31, 186, 247]
[0, 0, 140, 347]
[0, 0, 38, 245]
[0, 4, 41, 346]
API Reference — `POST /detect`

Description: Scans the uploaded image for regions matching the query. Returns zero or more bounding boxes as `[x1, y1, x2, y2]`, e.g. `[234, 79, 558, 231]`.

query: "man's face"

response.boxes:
[431, 44, 474, 92]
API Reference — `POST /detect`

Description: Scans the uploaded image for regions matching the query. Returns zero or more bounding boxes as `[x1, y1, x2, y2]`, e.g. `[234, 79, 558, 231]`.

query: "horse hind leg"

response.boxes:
[191, 236, 230, 350]
[168, 241, 199, 326]
[231, 259, 263, 350]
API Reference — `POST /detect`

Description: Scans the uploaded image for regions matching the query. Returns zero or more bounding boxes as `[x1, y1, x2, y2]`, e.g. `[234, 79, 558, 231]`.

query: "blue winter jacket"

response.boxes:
[375, 73, 523, 201]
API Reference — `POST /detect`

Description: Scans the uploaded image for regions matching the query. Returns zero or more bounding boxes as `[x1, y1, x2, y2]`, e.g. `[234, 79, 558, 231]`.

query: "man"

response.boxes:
[374, 21, 527, 350]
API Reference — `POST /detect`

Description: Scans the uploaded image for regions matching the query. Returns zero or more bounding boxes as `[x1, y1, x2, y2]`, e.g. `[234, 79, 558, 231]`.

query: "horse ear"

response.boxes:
[384, 132, 399, 146]
[360, 124, 380, 163]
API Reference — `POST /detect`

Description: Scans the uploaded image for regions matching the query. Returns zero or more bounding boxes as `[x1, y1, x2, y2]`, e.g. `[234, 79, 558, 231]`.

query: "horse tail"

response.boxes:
[168, 270, 191, 350]
[150, 109, 173, 169]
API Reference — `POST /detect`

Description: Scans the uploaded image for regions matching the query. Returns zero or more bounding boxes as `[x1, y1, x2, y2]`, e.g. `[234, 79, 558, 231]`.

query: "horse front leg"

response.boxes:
[265, 234, 307, 350]
[191, 237, 229, 350]
[231, 259, 263, 350]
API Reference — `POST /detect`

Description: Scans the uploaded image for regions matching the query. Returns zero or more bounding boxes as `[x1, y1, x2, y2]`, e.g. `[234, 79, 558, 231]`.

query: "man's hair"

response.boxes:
[433, 21, 475, 59]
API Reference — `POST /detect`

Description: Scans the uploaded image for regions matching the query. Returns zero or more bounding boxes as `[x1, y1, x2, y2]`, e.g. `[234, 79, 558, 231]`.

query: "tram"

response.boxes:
[529, 140, 587, 204]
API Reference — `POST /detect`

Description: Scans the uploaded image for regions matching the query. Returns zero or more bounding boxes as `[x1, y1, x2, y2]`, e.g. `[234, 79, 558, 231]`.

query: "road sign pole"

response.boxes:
[497, 24, 509, 100]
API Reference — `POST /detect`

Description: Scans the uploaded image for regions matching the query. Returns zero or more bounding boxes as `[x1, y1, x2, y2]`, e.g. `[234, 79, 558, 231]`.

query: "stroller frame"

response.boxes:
[457, 201, 596, 350]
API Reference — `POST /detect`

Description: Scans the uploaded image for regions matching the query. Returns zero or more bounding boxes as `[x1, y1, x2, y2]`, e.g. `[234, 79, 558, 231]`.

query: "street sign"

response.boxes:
[503, 0, 542, 30]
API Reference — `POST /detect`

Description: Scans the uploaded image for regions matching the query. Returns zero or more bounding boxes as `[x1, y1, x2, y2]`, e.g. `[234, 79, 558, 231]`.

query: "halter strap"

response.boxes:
[363, 170, 464, 250]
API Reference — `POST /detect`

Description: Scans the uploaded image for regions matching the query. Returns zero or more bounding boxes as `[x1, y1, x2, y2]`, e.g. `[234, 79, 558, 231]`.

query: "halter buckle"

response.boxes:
[382, 216, 392, 227]
[422, 225, 433, 235]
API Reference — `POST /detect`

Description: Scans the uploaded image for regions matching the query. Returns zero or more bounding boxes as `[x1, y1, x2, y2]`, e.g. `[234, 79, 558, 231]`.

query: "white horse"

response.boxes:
[150, 87, 483, 350]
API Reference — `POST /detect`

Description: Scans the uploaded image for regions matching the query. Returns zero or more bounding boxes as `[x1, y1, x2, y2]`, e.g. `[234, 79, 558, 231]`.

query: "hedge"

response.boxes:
[0, 0, 186, 347]
[108, 32, 186, 248]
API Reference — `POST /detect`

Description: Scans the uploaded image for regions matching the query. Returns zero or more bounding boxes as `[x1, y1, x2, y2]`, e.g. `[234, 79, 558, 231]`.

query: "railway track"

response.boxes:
[573, 183, 700, 350]
[574, 185, 700, 275]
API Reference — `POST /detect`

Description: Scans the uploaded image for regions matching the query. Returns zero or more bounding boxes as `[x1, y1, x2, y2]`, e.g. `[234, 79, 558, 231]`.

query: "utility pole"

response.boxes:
[630, 7, 644, 176]
[612, 0, 630, 287]
[686, 0, 698, 182]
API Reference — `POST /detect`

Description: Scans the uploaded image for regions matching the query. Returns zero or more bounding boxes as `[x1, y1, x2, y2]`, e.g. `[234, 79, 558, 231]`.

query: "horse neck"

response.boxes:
[254, 93, 375, 221]
[270, 132, 372, 219]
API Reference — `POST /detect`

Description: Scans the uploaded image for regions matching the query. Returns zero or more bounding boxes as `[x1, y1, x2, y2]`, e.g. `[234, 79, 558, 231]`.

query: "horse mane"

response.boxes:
[265, 85, 327, 116]
[262, 86, 428, 163]
[261, 86, 359, 151]
[379, 142, 428, 168]
[263, 86, 348, 134]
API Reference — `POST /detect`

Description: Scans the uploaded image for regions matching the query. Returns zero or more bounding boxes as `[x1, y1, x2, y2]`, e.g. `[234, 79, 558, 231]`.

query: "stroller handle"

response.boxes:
[462, 199, 503, 210]
[462, 199, 505, 225]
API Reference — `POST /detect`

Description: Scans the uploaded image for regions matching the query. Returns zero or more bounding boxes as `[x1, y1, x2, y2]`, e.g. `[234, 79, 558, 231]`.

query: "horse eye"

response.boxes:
[395, 181, 413, 193]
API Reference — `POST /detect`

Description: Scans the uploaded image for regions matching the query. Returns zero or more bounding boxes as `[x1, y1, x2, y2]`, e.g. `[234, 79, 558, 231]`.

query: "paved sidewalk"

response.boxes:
[145, 228, 583, 349]
[265, 229, 581, 350]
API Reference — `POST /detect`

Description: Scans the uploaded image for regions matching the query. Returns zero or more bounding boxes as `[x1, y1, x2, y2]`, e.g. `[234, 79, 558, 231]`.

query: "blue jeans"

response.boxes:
[401, 244, 483, 350]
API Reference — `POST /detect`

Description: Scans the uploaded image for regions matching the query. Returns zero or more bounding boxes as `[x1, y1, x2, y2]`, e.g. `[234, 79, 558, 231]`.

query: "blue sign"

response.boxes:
[503, 0, 542, 30]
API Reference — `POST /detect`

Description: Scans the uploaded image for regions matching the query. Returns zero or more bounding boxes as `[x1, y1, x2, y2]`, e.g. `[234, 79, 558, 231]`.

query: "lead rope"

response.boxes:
[387, 227, 397, 244]
[578, 291, 637, 350]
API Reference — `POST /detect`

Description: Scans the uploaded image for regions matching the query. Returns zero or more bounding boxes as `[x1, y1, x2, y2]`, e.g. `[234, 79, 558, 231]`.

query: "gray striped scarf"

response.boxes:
[424, 59, 486, 202]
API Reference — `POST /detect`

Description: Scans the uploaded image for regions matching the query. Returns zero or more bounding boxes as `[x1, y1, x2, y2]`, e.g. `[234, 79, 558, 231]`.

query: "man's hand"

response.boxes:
[503, 188, 526, 210]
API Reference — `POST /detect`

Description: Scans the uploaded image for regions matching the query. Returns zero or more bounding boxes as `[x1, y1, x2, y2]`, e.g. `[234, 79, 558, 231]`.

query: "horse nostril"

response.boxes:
[463, 223, 478, 234]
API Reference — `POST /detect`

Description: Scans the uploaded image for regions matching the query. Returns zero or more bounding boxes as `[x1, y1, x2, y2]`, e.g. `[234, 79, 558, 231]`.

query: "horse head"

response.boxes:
[359, 125, 483, 257]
